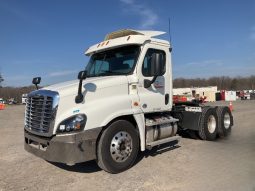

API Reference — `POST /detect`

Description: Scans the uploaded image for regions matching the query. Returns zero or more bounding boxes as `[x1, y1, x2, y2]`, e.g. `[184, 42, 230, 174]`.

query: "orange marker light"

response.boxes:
[75, 123, 81, 130]
[134, 102, 139, 106]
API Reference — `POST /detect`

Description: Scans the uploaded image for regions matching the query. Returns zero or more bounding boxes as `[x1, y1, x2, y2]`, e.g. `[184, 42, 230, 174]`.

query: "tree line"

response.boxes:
[0, 74, 255, 103]
[0, 73, 3, 88]
[173, 75, 255, 91]
[0, 86, 36, 103]
[0, 73, 36, 103]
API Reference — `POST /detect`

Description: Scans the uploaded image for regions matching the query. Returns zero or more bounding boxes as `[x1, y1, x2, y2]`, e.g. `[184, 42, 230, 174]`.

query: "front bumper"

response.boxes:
[24, 127, 102, 165]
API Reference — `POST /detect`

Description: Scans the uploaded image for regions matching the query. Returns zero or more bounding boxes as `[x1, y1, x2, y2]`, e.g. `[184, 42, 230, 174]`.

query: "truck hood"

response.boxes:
[44, 76, 128, 97]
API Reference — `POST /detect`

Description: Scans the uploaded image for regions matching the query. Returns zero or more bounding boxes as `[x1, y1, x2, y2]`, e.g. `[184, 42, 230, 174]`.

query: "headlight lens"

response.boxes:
[57, 114, 86, 133]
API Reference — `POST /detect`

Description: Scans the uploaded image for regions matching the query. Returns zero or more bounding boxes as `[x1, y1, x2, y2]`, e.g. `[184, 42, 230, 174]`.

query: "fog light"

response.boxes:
[59, 125, 65, 131]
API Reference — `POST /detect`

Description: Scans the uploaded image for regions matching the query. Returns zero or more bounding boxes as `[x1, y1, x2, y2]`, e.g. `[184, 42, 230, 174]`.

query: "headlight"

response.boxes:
[57, 114, 86, 133]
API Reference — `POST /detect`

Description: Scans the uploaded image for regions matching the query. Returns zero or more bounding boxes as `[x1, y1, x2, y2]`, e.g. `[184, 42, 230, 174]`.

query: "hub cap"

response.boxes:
[224, 113, 231, 129]
[207, 115, 216, 133]
[110, 131, 133, 162]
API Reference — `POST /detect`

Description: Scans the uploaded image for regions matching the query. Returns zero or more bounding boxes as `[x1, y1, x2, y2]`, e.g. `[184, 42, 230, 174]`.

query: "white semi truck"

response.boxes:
[24, 29, 233, 173]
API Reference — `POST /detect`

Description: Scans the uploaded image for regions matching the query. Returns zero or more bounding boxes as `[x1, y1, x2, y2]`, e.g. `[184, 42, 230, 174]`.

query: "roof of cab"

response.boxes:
[85, 29, 169, 55]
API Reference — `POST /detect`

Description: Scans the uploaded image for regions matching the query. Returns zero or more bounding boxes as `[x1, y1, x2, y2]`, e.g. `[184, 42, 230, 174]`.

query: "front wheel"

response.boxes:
[96, 120, 139, 173]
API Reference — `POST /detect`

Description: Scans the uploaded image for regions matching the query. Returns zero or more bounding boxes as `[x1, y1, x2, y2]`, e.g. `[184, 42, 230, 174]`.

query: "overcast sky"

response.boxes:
[0, 0, 255, 87]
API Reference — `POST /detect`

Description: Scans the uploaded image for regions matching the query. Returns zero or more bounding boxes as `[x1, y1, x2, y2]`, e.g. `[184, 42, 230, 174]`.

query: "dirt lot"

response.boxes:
[0, 101, 255, 191]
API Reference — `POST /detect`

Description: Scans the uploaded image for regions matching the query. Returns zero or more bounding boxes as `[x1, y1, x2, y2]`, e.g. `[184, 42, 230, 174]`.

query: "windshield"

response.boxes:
[85, 45, 140, 77]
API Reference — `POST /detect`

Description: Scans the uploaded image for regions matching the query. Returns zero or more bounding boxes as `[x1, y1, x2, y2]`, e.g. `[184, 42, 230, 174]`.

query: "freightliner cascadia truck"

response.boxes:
[24, 29, 233, 173]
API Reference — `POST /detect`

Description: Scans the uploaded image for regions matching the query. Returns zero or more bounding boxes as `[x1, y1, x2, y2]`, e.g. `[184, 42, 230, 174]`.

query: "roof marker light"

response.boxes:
[106, 41, 109, 45]
[97, 43, 100, 48]
[127, 36, 131, 41]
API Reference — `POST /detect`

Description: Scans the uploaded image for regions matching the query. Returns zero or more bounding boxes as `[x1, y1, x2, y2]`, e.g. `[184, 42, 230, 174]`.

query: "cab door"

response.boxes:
[136, 43, 171, 113]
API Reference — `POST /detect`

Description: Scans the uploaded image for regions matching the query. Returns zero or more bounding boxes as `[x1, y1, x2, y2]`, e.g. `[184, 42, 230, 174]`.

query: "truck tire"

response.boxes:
[198, 107, 218, 141]
[216, 106, 232, 137]
[96, 120, 139, 173]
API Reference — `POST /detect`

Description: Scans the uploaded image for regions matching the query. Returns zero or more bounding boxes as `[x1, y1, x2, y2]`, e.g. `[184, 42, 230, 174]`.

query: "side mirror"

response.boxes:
[75, 71, 87, 104]
[144, 53, 165, 88]
[32, 77, 41, 90]
[149, 53, 165, 76]
[78, 70, 87, 80]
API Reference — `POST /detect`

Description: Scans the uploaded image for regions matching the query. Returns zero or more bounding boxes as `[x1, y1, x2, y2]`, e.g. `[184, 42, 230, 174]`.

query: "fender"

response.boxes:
[133, 113, 146, 151]
[101, 112, 146, 151]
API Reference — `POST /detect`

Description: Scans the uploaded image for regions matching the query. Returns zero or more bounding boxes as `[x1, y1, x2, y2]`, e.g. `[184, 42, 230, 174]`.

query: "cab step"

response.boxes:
[146, 135, 181, 149]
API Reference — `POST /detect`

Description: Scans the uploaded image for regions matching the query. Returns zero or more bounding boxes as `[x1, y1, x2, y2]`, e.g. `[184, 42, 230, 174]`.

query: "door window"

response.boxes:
[142, 49, 166, 77]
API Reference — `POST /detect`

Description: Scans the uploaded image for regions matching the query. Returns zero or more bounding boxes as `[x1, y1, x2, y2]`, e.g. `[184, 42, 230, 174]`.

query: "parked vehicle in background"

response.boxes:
[8, 98, 17, 105]
[0, 98, 5, 104]
[250, 92, 255, 100]
[224, 91, 237, 101]
[0, 98, 5, 110]
[22, 94, 28, 104]
[240, 91, 250, 100]
[24, 29, 234, 173]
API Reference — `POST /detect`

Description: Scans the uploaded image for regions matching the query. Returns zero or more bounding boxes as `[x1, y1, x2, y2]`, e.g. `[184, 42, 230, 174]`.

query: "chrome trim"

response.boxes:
[207, 114, 216, 134]
[24, 90, 60, 137]
[224, 112, 231, 129]
[110, 131, 133, 162]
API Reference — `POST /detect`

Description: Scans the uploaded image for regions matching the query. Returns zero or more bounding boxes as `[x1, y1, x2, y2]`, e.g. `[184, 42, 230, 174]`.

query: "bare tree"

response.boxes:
[0, 73, 4, 88]
[173, 75, 255, 91]
[0, 86, 35, 103]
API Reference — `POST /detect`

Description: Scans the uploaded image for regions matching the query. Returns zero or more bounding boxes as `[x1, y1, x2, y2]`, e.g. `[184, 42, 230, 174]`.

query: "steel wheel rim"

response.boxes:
[110, 131, 133, 162]
[207, 115, 216, 133]
[224, 112, 231, 129]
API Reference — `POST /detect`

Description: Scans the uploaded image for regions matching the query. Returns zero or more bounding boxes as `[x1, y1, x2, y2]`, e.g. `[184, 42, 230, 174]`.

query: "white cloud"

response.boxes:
[119, 0, 158, 29]
[48, 70, 78, 77]
[186, 60, 223, 67]
[2, 75, 32, 87]
[6, 75, 31, 80]
[3, 70, 77, 86]
[173, 59, 255, 78]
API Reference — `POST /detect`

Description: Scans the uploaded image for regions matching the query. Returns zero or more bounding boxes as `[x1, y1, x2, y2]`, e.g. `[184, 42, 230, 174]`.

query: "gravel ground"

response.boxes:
[0, 101, 255, 191]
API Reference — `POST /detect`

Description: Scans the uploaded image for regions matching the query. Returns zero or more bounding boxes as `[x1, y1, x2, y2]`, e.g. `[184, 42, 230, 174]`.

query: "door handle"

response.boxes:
[165, 94, 169, 105]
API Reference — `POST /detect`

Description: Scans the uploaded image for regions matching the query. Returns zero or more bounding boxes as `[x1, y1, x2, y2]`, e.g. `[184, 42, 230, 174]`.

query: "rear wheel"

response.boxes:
[198, 107, 218, 141]
[97, 120, 139, 173]
[216, 106, 232, 137]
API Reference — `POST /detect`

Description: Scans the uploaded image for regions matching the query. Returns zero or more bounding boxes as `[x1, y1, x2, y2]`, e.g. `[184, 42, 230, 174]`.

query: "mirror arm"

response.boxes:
[75, 79, 84, 103]
[144, 76, 158, 88]
[150, 76, 158, 84]
[75, 70, 87, 104]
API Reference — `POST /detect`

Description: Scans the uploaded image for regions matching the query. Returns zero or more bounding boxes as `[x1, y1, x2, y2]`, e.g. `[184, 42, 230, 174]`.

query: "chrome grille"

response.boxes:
[25, 90, 59, 136]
